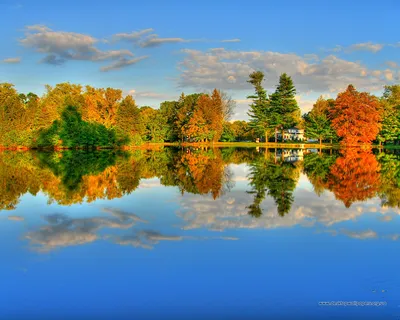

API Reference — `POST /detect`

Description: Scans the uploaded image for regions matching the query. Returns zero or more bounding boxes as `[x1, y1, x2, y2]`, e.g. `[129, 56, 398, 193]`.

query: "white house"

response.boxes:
[277, 127, 306, 141]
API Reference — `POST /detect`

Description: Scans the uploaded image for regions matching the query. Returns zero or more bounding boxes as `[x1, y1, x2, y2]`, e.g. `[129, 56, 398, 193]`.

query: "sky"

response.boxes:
[1, 0, 400, 120]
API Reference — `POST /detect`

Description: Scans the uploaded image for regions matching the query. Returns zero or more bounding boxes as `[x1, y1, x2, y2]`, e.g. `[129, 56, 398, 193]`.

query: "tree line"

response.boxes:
[1, 73, 400, 148]
[0, 83, 236, 149]
[247, 71, 400, 146]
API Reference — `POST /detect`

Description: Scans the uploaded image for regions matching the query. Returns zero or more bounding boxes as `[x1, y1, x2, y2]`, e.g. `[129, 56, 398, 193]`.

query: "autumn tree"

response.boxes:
[0, 83, 35, 147]
[218, 90, 236, 122]
[232, 120, 253, 141]
[331, 85, 381, 145]
[173, 93, 201, 142]
[82, 86, 122, 127]
[37, 83, 84, 130]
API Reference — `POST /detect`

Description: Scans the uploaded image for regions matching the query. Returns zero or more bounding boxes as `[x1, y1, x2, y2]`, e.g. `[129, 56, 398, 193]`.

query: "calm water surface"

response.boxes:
[0, 147, 399, 319]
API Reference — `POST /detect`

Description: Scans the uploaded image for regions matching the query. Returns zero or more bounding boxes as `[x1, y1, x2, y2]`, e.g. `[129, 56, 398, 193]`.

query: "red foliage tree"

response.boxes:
[330, 85, 381, 145]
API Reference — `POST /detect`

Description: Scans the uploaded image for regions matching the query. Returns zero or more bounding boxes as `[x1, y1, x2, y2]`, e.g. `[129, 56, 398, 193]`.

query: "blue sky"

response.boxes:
[1, 0, 400, 119]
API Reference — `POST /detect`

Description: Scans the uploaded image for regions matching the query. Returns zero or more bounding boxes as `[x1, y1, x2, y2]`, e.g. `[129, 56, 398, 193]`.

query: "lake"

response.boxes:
[0, 147, 399, 319]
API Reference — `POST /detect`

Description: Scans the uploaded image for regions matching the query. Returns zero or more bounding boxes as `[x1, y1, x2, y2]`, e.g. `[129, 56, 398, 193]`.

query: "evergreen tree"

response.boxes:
[269, 73, 300, 142]
[247, 71, 272, 142]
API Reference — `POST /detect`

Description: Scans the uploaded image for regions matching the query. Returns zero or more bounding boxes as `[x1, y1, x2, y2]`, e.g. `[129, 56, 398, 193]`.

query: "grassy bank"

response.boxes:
[2, 141, 394, 151]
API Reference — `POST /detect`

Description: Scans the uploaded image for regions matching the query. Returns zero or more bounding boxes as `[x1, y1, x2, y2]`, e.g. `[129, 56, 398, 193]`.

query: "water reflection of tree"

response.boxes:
[161, 148, 233, 199]
[327, 148, 381, 208]
[0, 152, 42, 210]
[0, 147, 242, 210]
[4, 147, 400, 212]
[247, 150, 300, 217]
[377, 151, 400, 208]
[303, 151, 337, 196]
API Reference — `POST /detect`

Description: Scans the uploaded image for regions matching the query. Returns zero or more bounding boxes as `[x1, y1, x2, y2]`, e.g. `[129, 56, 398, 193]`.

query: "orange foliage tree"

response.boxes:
[330, 85, 381, 145]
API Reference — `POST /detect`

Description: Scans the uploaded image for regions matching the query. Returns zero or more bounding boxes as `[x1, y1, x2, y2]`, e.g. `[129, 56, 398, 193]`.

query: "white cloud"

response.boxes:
[112, 28, 154, 42]
[135, 91, 174, 100]
[295, 95, 315, 114]
[347, 42, 384, 53]
[2, 57, 21, 64]
[113, 29, 188, 48]
[326, 42, 384, 53]
[100, 56, 148, 72]
[221, 39, 241, 43]
[140, 36, 186, 48]
[386, 61, 399, 68]
[341, 229, 378, 240]
[384, 69, 394, 81]
[25, 24, 51, 32]
[25, 210, 143, 252]
[20, 24, 144, 71]
[178, 48, 391, 94]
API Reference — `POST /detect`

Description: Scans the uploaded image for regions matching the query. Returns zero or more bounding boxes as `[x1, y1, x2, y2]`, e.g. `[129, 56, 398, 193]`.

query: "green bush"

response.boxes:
[37, 106, 124, 149]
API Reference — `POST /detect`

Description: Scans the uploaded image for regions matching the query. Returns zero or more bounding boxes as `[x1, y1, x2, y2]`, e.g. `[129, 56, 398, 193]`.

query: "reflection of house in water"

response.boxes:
[275, 149, 308, 162]
[277, 127, 306, 141]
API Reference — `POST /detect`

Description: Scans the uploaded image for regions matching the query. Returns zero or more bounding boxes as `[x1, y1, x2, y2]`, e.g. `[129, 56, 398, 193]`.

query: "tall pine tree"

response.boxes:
[269, 73, 300, 142]
[246, 71, 272, 142]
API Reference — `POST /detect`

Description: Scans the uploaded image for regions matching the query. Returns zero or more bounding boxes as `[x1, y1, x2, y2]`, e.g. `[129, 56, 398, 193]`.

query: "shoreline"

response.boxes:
[0, 142, 392, 151]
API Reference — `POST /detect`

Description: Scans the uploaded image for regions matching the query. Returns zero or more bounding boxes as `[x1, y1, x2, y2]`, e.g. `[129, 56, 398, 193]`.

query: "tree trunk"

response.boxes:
[275, 128, 278, 143]
[319, 137, 322, 145]
[265, 131, 268, 143]
[330, 138, 332, 144]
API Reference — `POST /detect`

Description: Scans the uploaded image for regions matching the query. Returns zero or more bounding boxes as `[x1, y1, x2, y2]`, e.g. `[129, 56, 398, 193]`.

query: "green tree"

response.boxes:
[221, 122, 236, 142]
[247, 71, 272, 142]
[377, 85, 400, 145]
[38, 105, 122, 149]
[140, 107, 168, 142]
[159, 100, 179, 142]
[116, 95, 144, 145]
[303, 112, 331, 144]
[269, 73, 300, 142]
